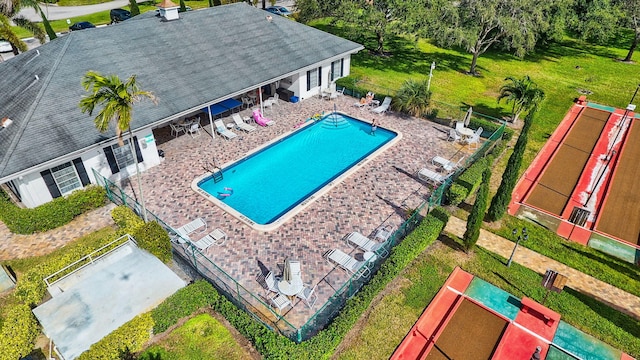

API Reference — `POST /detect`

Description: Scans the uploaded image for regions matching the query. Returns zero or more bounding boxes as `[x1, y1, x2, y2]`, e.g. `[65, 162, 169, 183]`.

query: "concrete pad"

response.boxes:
[33, 242, 185, 360]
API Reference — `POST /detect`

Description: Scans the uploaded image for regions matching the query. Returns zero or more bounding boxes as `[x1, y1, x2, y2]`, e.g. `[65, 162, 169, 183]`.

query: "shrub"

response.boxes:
[0, 185, 106, 234]
[445, 158, 489, 206]
[393, 79, 431, 117]
[111, 206, 144, 234]
[151, 280, 219, 333]
[77, 313, 154, 360]
[132, 222, 172, 263]
[0, 304, 39, 360]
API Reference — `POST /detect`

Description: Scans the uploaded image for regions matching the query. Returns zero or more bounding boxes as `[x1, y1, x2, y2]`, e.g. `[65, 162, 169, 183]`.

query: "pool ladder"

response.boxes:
[212, 169, 224, 183]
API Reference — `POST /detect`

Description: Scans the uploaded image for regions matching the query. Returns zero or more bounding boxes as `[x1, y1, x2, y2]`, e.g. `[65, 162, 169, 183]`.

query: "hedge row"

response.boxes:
[0, 304, 39, 360]
[446, 158, 489, 206]
[77, 313, 154, 360]
[0, 185, 106, 234]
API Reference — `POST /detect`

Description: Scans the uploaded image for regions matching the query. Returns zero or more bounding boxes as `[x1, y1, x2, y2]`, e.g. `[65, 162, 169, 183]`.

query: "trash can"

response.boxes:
[290, 96, 299, 103]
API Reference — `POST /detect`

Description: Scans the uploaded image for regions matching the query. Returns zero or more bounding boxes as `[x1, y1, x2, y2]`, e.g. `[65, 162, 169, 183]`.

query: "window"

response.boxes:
[51, 162, 82, 195]
[306, 67, 322, 91]
[103, 136, 143, 175]
[331, 59, 344, 81]
[112, 139, 136, 170]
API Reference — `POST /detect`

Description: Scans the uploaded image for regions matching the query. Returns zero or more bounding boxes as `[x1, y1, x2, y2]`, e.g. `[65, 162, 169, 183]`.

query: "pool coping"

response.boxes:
[191, 111, 403, 232]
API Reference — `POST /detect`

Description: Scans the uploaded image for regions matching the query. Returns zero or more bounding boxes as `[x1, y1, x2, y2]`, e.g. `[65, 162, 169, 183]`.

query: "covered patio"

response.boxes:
[123, 94, 474, 336]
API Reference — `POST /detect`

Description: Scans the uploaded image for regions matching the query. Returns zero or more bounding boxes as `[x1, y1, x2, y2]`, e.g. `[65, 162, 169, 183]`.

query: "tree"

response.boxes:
[463, 167, 491, 252]
[487, 110, 535, 221]
[129, 0, 140, 16]
[572, 0, 621, 45]
[79, 71, 157, 222]
[394, 78, 431, 117]
[497, 75, 545, 123]
[619, 0, 640, 61]
[0, 0, 46, 55]
[427, 0, 561, 75]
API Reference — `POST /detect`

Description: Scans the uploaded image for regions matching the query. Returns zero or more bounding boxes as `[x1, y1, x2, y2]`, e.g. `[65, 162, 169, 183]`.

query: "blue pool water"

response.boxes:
[464, 277, 521, 320]
[197, 114, 397, 225]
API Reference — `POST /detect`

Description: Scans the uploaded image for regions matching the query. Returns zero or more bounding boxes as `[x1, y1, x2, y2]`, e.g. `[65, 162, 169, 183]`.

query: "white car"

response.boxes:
[0, 40, 12, 53]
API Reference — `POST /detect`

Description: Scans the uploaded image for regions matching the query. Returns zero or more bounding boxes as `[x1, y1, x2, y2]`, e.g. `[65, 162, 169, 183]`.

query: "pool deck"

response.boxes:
[138, 94, 471, 328]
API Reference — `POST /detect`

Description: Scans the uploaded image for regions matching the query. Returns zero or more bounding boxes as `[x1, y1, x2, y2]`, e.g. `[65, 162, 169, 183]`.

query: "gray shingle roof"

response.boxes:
[0, 3, 362, 182]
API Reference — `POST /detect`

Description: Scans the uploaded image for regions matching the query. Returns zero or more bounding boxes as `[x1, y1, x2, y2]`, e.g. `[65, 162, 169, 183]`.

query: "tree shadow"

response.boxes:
[493, 271, 527, 297]
[438, 233, 466, 253]
[376, 194, 408, 220]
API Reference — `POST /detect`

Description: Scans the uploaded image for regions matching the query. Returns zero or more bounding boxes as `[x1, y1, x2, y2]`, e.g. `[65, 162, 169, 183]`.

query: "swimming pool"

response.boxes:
[193, 113, 400, 231]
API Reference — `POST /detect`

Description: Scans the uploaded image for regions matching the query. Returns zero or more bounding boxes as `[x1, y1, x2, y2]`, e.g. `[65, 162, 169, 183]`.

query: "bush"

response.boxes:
[0, 186, 106, 234]
[151, 280, 219, 334]
[133, 222, 173, 263]
[464, 168, 491, 251]
[77, 313, 154, 360]
[0, 304, 39, 360]
[445, 158, 489, 206]
[111, 206, 144, 234]
[393, 79, 431, 117]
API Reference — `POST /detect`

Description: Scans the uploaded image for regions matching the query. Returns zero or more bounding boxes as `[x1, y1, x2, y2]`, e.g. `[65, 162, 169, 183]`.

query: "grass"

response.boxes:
[334, 239, 640, 359]
[493, 216, 640, 297]
[138, 313, 254, 360]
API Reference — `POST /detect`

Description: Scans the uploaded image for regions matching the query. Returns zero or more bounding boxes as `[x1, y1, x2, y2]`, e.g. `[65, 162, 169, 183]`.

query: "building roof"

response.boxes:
[0, 3, 362, 182]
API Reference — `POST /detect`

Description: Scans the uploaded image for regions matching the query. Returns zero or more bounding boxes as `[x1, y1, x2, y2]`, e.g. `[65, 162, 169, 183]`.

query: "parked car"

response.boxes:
[0, 40, 12, 53]
[110, 8, 132, 23]
[265, 6, 292, 17]
[69, 22, 96, 31]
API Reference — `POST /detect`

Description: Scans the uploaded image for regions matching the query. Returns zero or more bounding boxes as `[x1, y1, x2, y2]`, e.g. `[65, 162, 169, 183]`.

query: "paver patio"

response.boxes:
[104, 94, 476, 331]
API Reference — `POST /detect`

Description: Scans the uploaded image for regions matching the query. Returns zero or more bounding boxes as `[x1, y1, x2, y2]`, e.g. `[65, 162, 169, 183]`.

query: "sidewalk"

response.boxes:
[0, 203, 116, 261]
[445, 216, 640, 321]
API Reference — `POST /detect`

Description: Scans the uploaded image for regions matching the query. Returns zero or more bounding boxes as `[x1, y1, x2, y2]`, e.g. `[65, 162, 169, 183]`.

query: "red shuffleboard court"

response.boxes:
[509, 99, 640, 254]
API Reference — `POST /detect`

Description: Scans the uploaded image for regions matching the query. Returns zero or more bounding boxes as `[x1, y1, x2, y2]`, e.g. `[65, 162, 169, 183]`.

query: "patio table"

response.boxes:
[277, 276, 303, 297]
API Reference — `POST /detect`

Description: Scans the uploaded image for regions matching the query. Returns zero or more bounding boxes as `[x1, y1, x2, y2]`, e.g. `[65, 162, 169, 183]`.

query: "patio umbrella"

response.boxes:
[283, 257, 291, 282]
[463, 107, 473, 127]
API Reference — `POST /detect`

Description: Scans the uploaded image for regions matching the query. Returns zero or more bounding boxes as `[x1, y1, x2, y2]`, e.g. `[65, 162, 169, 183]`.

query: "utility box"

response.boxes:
[277, 88, 294, 102]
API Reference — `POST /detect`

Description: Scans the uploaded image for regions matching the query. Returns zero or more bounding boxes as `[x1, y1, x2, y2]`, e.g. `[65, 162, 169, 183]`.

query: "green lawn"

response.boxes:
[138, 313, 254, 360]
[335, 239, 640, 359]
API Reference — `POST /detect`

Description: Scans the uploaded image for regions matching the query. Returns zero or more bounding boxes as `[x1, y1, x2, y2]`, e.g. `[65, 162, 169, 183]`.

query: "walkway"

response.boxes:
[445, 216, 640, 321]
[0, 203, 116, 261]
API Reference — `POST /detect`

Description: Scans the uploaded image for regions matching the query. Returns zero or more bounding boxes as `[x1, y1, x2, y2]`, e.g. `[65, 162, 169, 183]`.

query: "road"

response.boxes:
[18, 0, 296, 22]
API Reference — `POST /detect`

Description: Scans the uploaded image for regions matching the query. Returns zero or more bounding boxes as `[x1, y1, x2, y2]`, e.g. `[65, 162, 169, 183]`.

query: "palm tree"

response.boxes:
[394, 78, 432, 117]
[497, 75, 545, 123]
[0, 0, 47, 55]
[79, 71, 157, 221]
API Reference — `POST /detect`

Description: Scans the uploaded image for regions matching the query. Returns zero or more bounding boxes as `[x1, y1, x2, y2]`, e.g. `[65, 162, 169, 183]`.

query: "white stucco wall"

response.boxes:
[14, 129, 161, 208]
[297, 55, 352, 100]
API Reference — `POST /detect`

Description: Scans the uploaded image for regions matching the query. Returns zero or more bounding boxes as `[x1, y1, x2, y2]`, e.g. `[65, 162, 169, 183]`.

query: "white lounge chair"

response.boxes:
[324, 248, 371, 279]
[296, 283, 318, 308]
[373, 224, 396, 243]
[371, 96, 392, 114]
[214, 119, 238, 140]
[198, 228, 227, 247]
[232, 114, 256, 132]
[345, 231, 389, 258]
[176, 218, 207, 236]
[432, 155, 465, 172]
[417, 168, 452, 186]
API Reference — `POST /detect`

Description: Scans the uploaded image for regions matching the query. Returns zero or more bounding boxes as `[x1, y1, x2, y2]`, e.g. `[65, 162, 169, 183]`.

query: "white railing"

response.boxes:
[43, 234, 136, 287]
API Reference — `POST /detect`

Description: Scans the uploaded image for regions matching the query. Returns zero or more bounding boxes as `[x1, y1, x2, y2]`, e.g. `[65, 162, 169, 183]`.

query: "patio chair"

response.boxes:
[447, 129, 460, 142]
[418, 168, 452, 186]
[373, 224, 396, 243]
[324, 248, 371, 279]
[214, 119, 238, 140]
[287, 260, 301, 278]
[371, 96, 392, 114]
[296, 283, 318, 308]
[169, 122, 186, 137]
[455, 121, 466, 136]
[232, 114, 256, 132]
[241, 96, 254, 109]
[466, 127, 483, 149]
[256, 271, 279, 295]
[187, 122, 201, 138]
[269, 292, 292, 315]
[345, 231, 390, 258]
[199, 228, 227, 246]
